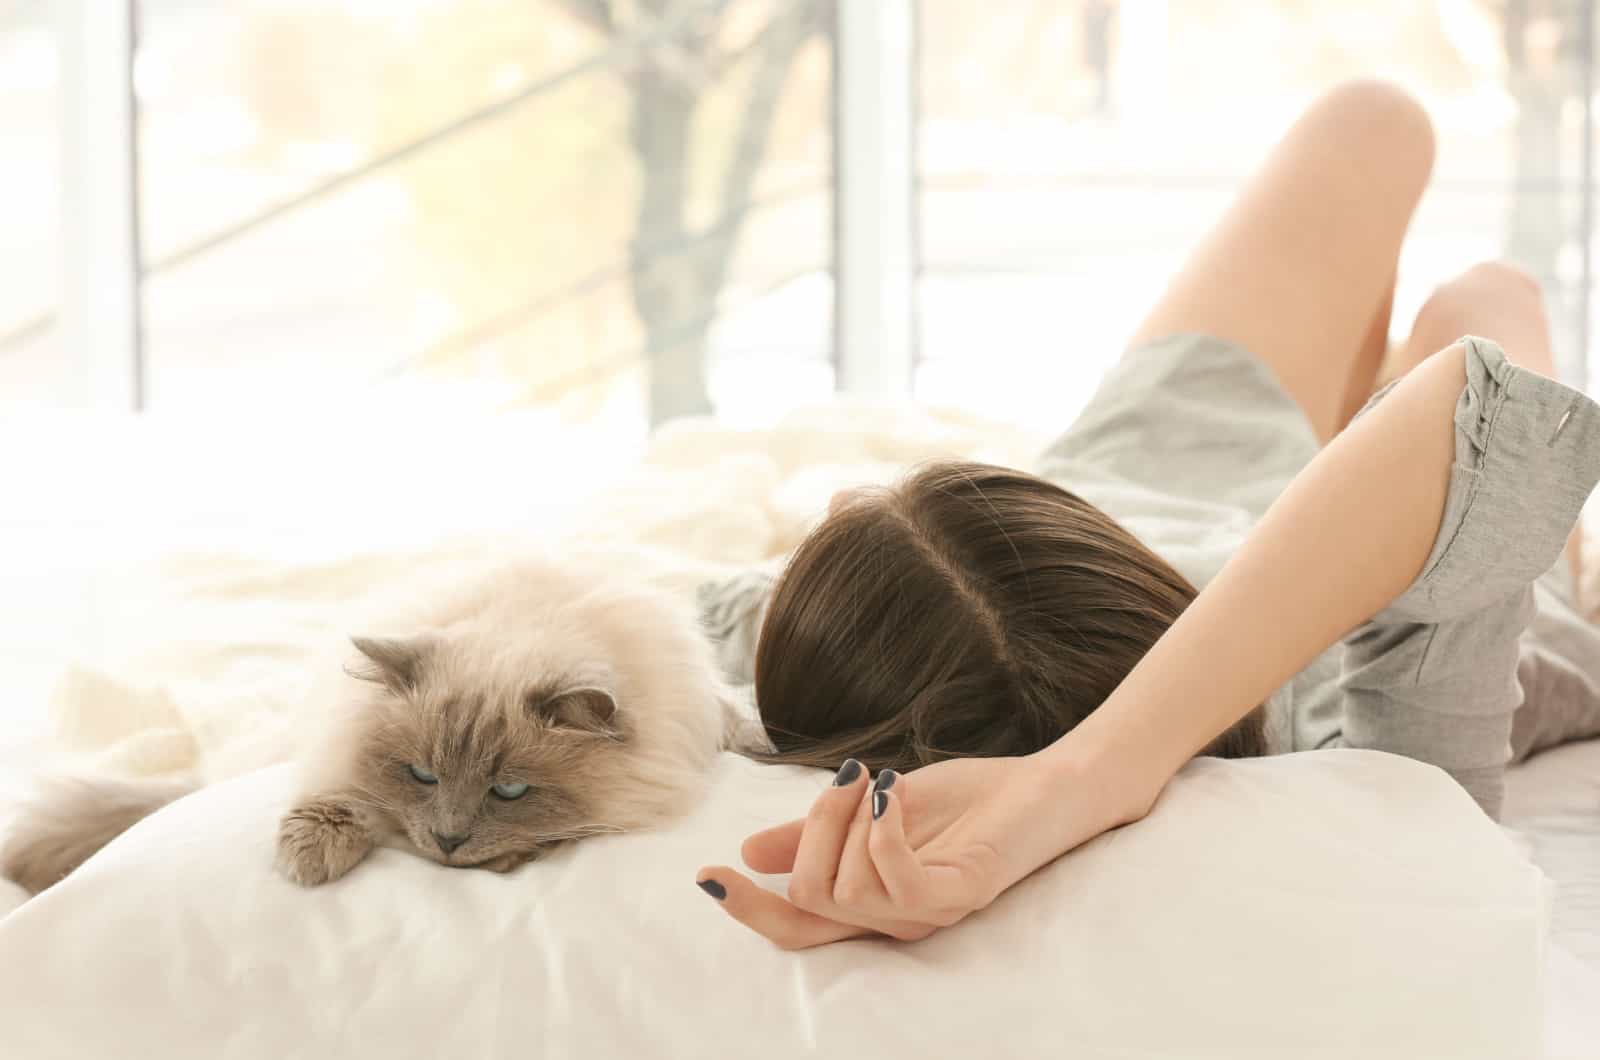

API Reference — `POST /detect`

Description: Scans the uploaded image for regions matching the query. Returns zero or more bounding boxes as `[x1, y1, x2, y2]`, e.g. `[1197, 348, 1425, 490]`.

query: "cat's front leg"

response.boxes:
[276, 796, 376, 886]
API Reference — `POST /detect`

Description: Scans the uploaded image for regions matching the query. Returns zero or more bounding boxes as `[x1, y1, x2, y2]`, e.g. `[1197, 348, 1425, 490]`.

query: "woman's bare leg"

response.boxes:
[1388, 260, 1583, 586]
[1340, 281, 1395, 428]
[1128, 80, 1435, 444]
[1391, 260, 1556, 377]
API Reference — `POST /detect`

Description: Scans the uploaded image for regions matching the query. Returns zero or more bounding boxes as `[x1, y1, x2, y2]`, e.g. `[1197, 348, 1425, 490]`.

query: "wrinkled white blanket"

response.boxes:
[10, 397, 1594, 790]
[19, 402, 1050, 784]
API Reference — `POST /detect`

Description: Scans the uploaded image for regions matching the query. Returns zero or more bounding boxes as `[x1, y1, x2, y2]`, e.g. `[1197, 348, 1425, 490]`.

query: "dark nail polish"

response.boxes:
[872, 790, 889, 820]
[873, 769, 898, 794]
[697, 878, 726, 901]
[833, 758, 863, 786]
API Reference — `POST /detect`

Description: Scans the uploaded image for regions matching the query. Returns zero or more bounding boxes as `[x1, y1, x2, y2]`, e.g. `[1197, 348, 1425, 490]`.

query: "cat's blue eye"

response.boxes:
[490, 781, 530, 800]
[408, 764, 439, 785]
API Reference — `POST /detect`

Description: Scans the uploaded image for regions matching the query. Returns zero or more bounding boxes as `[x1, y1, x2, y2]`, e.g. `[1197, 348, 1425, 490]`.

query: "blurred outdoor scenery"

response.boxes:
[1, 0, 1596, 439]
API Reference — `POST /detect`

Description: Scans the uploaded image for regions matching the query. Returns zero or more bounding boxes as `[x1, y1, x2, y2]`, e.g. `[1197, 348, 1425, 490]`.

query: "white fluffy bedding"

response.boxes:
[0, 401, 1597, 1056]
[0, 401, 1045, 785]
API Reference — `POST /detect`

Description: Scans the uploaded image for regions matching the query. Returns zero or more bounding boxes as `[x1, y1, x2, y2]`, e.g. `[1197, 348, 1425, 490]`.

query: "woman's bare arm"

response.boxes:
[1047, 342, 1468, 817]
[698, 343, 1478, 950]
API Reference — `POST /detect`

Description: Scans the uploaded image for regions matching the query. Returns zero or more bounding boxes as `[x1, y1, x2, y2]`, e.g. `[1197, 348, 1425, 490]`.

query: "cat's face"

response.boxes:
[343, 635, 626, 869]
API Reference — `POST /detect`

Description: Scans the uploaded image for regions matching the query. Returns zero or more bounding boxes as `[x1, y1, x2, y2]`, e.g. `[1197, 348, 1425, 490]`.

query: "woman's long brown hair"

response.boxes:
[752, 461, 1264, 772]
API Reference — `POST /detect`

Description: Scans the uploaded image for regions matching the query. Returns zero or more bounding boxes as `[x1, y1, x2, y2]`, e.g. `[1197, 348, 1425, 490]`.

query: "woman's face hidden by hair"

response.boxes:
[752, 461, 1265, 772]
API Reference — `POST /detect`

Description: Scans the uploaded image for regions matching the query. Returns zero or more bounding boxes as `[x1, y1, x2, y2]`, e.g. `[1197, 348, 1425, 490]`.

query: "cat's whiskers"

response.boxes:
[534, 824, 626, 843]
[345, 782, 404, 817]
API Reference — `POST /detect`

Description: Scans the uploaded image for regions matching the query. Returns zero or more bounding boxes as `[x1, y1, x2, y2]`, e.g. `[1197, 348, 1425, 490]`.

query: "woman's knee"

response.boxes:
[1305, 79, 1437, 185]
[1450, 260, 1544, 306]
[1416, 261, 1547, 337]
[1404, 260, 1554, 376]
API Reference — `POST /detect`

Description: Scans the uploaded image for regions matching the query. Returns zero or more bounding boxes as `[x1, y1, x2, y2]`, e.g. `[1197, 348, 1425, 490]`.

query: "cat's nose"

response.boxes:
[432, 830, 470, 855]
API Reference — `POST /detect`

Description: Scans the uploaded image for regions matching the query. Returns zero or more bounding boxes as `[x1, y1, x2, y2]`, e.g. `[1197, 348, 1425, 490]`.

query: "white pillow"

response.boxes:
[0, 751, 1547, 1059]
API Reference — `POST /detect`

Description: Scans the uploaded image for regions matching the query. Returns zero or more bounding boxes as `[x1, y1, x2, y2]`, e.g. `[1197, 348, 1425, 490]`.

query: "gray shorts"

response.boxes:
[1038, 333, 1600, 818]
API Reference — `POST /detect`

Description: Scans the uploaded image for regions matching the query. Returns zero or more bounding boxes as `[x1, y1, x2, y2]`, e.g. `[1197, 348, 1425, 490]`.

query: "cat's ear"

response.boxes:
[526, 685, 622, 741]
[347, 635, 436, 696]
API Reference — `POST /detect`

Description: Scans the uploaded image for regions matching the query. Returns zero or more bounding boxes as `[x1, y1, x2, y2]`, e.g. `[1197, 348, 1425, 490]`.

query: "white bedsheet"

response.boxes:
[1503, 738, 1600, 1057]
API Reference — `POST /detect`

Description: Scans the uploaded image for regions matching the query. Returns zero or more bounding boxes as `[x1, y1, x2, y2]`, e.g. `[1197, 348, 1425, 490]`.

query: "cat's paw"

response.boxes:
[276, 798, 374, 887]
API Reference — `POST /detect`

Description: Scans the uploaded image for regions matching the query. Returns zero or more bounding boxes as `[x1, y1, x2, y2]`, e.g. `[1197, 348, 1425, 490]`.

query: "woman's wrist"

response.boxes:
[1031, 720, 1170, 829]
[965, 733, 1162, 892]
[976, 741, 1166, 889]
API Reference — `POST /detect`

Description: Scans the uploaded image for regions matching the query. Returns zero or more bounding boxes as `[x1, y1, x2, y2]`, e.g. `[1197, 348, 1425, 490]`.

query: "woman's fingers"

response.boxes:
[743, 767, 924, 923]
[740, 765, 919, 874]
[740, 819, 804, 874]
[864, 781, 932, 910]
[830, 783, 887, 907]
[786, 759, 869, 913]
[695, 867, 933, 949]
[696, 867, 868, 949]
[708, 757, 1033, 948]
[865, 774, 986, 924]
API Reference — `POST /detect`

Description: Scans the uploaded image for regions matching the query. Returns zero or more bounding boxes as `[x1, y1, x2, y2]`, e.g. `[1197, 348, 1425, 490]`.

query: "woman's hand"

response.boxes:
[695, 750, 1153, 949]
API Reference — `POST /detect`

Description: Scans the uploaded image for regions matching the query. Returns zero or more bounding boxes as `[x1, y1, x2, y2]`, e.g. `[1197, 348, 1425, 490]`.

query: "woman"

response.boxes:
[693, 81, 1600, 948]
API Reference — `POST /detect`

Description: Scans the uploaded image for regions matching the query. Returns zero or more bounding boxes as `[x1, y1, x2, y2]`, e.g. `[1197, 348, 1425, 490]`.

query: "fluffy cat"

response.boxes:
[2, 557, 739, 894]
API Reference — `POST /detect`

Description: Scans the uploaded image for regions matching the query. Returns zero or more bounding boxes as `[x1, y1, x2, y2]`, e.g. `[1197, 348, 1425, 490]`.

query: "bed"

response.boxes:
[1, 402, 1596, 1057]
[1503, 737, 1600, 1057]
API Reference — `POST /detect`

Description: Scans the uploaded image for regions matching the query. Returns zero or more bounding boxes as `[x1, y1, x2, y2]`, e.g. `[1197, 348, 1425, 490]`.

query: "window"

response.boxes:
[6, 0, 834, 436]
[0, 3, 60, 403]
[11, 2, 1597, 430]
[916, 0, 1598, 430]
[136, 0, 834, 430]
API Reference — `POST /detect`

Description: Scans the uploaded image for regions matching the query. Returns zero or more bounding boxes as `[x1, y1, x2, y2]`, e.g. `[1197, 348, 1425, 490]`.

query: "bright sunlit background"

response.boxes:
[5, 1, 1598, 427]
[1, 0, 1598, 725]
